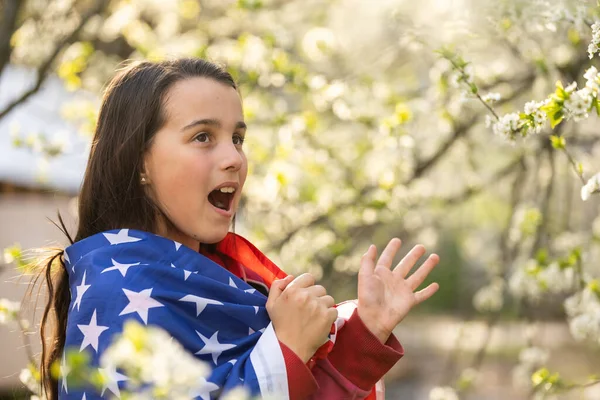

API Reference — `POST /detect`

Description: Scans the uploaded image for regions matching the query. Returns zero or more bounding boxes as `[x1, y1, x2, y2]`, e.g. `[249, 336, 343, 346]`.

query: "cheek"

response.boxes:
[151, 151, 208, 201]
[240, 153, 249, 186]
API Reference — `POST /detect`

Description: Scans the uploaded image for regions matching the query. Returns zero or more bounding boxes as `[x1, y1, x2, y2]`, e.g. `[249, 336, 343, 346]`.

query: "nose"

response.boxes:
[218, 141, 244, 172]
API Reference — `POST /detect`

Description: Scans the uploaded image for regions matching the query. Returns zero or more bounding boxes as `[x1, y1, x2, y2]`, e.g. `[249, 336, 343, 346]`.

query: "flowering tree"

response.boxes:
[2, 0, 600, 398]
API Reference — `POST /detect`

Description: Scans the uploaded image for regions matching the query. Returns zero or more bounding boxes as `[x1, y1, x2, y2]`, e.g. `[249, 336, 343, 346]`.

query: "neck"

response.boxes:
[154, 218, 200, 251]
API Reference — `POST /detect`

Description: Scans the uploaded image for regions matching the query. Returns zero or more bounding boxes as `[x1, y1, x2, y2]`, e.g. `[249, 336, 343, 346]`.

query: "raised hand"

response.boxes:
[266, 273, 338, 362]
[357, 238, 440, 343]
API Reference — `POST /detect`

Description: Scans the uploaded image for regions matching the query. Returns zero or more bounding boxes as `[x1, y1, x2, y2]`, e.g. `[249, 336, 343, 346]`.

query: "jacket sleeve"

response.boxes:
[325, 307, 404, 390]
[277, 308, 404, 400]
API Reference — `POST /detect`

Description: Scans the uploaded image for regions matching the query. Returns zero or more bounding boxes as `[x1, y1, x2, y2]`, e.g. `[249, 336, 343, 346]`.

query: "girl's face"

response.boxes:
[144, 77, 247, 249]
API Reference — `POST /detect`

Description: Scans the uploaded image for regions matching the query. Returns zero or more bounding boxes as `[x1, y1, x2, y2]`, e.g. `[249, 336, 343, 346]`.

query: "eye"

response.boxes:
[233, 133, 245, 146]
[193, 132, 210, 143]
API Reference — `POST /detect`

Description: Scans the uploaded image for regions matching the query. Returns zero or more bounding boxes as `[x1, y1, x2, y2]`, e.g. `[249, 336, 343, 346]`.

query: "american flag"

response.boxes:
[60, 229, 294, 399]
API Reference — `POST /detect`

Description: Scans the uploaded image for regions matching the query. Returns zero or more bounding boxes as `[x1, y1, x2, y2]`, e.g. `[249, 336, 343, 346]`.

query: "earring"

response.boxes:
[141, 176, 147, 184]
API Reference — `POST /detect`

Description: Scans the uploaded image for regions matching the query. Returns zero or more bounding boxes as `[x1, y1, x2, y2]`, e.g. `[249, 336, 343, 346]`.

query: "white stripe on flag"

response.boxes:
[250, 322, 289, 400]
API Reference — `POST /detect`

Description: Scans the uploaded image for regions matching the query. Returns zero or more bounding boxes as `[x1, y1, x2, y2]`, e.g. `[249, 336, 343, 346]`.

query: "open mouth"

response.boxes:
[208, 187, 235, 211]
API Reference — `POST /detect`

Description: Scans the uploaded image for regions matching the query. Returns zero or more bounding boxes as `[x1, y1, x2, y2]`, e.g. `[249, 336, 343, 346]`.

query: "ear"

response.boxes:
[140, 154, 151, 184]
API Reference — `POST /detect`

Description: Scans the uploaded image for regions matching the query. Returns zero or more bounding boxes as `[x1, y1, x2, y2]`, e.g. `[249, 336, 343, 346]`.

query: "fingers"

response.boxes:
[286, 273, 316, 290]
[394, 244, 427, 277]
[376, 238, 402, 269]
[406, 253, 440, 290]
[306, 285, 327, 298]
[414, 282, 440, 305]
[326, 306, 338, 323]
[359, 244, 377, 277]
[318, 295, 335, 308]
[266, 275, 294, 307]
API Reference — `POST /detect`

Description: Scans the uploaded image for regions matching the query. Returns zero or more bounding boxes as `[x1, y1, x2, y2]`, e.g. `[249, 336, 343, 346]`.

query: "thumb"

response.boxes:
[267, 275, 294, 303]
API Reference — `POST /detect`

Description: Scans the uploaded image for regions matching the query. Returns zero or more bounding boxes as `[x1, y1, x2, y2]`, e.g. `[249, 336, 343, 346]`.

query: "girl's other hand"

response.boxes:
[357, 238, 440, 343]
[266, 273, 337, 363]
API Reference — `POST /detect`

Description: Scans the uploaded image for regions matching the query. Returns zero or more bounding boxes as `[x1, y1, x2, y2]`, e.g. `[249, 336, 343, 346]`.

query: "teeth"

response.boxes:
[218, 187, 235, 193]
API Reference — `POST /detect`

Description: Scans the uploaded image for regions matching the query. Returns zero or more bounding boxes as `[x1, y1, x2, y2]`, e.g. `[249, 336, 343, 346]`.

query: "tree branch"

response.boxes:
[0, 0, 107, 121]
[0, 0, 25, 78]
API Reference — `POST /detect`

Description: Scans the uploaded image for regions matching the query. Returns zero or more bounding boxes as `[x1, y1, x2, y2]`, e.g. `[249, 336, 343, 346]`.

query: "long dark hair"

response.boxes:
[36, 58, 237, 399]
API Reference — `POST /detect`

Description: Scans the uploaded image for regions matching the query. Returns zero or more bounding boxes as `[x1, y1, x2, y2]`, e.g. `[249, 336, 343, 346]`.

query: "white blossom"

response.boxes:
[569, 313, 600, 342]
[518, 346, 549, 368]
[512, 364, 533, 389]
[508, 261, 543, 301]
[449, 64, 475, 98]
[101, 320, 211, 398]
[538, 263, 574, 293]
[523, 100, 547, 133]
[564, 88, 592, 121]
[221, 387, 252, 400]
[492, 112, 521, 137]
[584, 66, 600, 95]
[302, 27, 337, 61]
[0, 298, 20, 324]
[564, 287, 600, 343]
[19, 367, 40, 395]
[588, 22, 600, 59]
[481, 92, 501, 103]
[581, 172, 600, 201]
[565, 81, 578, 94]
[473, 278, 504, 312]
[429, 386, 459, 400]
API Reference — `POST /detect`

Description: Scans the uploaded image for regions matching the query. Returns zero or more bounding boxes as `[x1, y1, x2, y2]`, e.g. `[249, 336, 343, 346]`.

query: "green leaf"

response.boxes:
[237, 0, 263, 10]
[548, 109, 564, 129]
[368, 200, 388, 209]
[567, 28, 581, 45]
[554, 80, 567, 100]
[535, 249, 549, 266]
[550, 135, 566, 149]
[588, 279, 600, 295]
[532, 368, 550, 386]
[534, 58, 549, 74]
[593, 97, 600, 116]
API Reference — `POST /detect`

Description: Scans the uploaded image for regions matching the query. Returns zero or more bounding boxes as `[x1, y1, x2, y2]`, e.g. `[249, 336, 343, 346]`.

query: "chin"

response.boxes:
[198, 226, 231, 244]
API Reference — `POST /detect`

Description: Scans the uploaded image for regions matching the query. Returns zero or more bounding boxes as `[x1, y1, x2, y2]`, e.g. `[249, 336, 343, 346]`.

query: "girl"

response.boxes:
[38, 58, 440, 399]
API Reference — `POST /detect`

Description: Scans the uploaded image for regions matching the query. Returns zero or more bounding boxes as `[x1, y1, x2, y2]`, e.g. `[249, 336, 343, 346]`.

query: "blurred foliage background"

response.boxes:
[1, 0, 600, 399]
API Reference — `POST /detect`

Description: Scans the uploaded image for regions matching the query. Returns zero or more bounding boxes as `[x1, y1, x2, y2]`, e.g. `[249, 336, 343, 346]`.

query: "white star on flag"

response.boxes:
[60, 352, 70, 393]
[174, 240, 182, 251]
[103, 229, 141, 245]
[253, 306, 259, 314]
[119, 288, 164, 324]
[99, 366, 129, 398]
[189, 378, 220, 400]
[244, 288, 257, 294]
[81, 393, 87, 400]
[179, 295, 223, 317]
[183, 269, 197, 280]
[229, 277, 238, 288]
[77, 309, 109, 352]
[172, 263, 197, 281]
[101, 259, 142, 277]
[248, 327, 266, 335]
[195, 330, 236, 364]
[64, 250, 73, 272]
[72, 270, 91, 312]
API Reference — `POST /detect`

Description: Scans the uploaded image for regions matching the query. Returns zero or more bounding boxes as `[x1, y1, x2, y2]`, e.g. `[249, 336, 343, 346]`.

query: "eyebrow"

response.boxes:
[181, 118, 247, 132]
